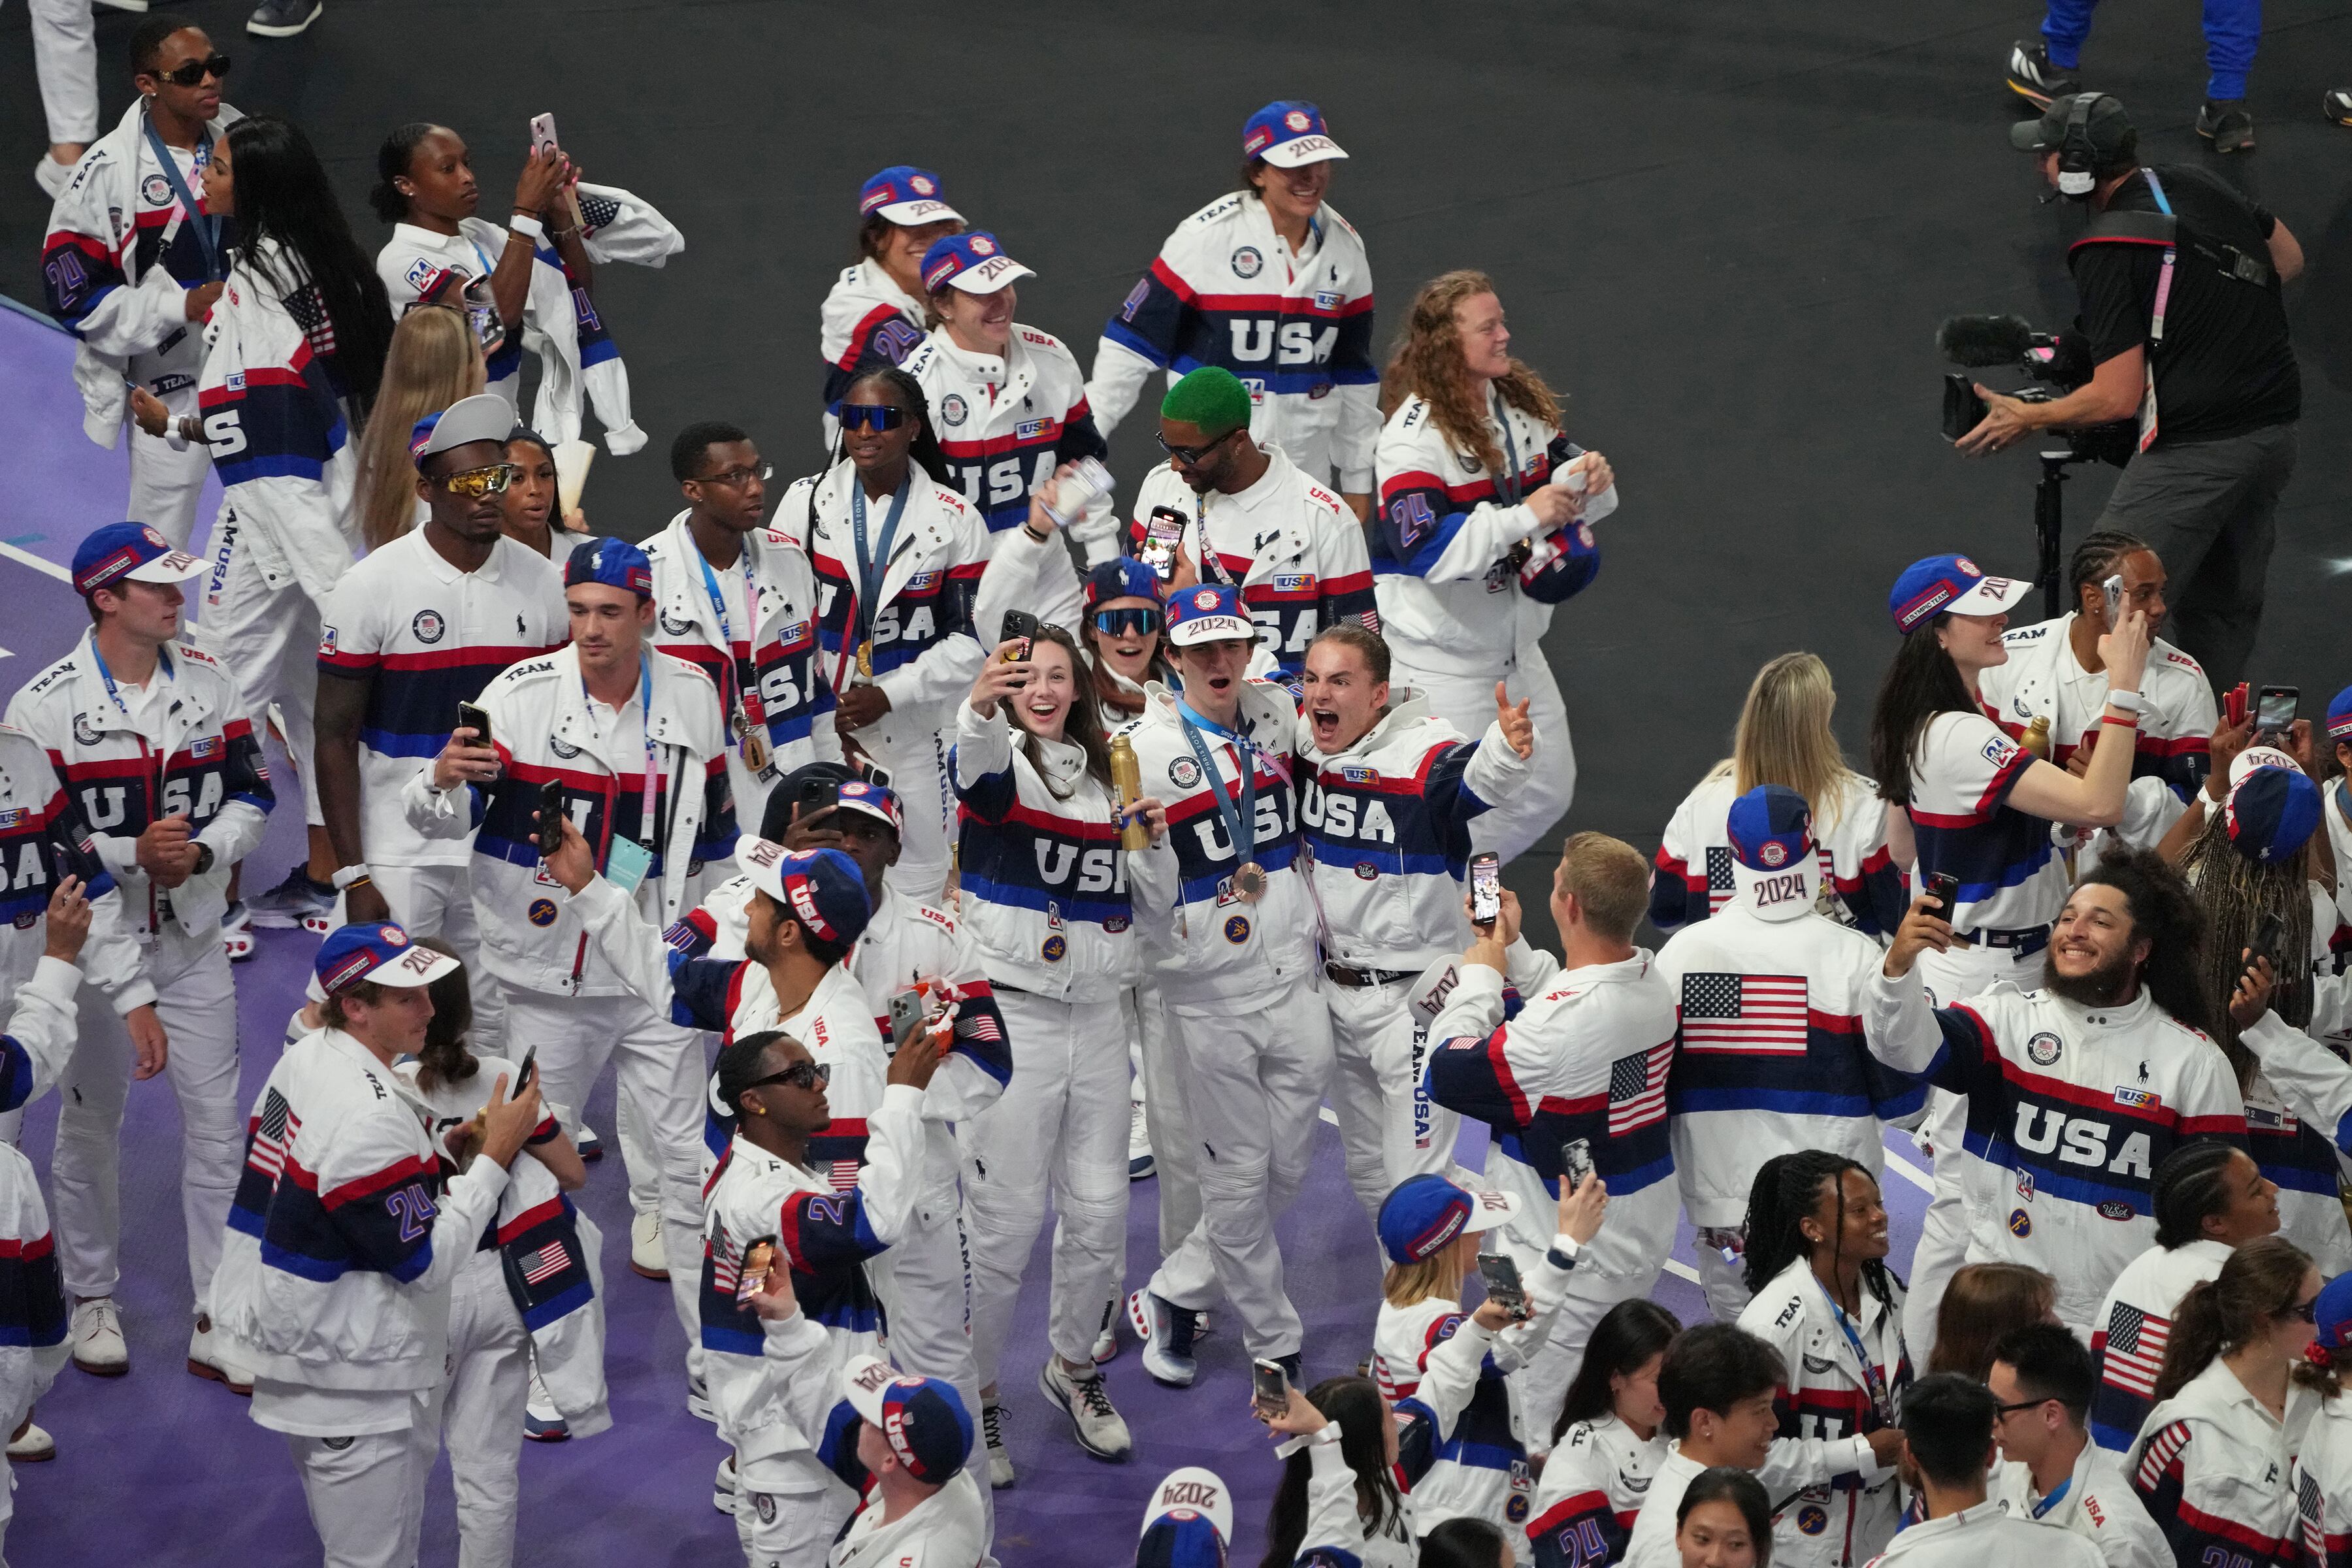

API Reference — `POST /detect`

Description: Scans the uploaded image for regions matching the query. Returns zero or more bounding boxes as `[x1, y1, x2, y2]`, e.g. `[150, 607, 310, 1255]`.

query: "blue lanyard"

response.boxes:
[581, 654, 659, 847]
[2031, 1477, 2072, 1519]
[1816, 1278, 1895, 1424]
[691, 546, 757, 715]
[88, 632, 172, 721]
[1176, 700, 1256, 869]
[849, 476, 911, 643]
[140, 115, 221, 282]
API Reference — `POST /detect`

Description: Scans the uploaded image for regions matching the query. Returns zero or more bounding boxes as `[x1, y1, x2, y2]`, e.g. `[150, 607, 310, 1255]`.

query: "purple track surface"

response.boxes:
[0, 300, 1930, 1565]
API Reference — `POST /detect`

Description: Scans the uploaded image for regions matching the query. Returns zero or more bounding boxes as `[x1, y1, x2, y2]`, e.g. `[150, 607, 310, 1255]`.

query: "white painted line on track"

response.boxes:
[0, 542, 68, 583]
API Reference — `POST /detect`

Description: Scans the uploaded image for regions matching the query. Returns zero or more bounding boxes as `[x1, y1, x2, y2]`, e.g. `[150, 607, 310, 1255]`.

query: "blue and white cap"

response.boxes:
[1165, 584, 1254, 648]
[1727, 785, 1818, 919]
[1887, 553, 2033, 634]
[1242, 101, 1347, 169]
[564, 538, 653, 600]
[857, 166, 962, 227]
[1375, 1172, 1518, 1266]
[840, 1354, 973, 1482]
[2226, 764, 2321, 864]
[2327, 685, 2352, 745]
[1137, 1467, 1234, 1568]
[920, 231, 1032, 296]
[736, 840, 872, 948]
[314, 921, 458, 995]
[71, 522, 206, 598]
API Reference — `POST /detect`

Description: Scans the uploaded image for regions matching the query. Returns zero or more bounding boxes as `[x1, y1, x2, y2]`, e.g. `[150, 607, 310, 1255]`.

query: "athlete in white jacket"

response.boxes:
[1863, 851, 2251, 1333]
[1650, 770, 1903, 941]
[1656, 786, 1929, 1321]
[8, 527, 270, 1382]
[827, 1354, 988, 1568]
[1425, 852, 1678, 1445]
[902, 231, 1111, 619]
[2289, 1275, 2352, 1568]
[1089, 101, 1377, 505]
[1369, 275, 1617, 861]
[1867, 1373, 2106, 1568]
[1298, 625, 1536, 1220]
[1120, 586, 1332, 1382]
[40, 51, 238, 547]
[1985, 1321, 2168, 1568]
[214, 923, 544, 1568]
[818, 166, 962, 448]
[777, 377, 988, 904]
[1522, 1299, 1678, 1568]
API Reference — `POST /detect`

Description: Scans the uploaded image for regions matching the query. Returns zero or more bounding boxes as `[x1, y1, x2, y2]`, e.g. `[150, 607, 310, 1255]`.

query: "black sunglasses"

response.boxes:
[838, 404, 909, 433]
[1156, 427, 1240, 466]
[745, 1061, 830, 1094]
[2290, 1297, 2321, 1324]
[154, 53, 232, 86]
[1092, 606, 1163, 637]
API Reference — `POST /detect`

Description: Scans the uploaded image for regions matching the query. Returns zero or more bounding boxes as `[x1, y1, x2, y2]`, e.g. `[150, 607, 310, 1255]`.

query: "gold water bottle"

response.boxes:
[2021, 713, 2053, 759]
[1111, 734, 1149, 849]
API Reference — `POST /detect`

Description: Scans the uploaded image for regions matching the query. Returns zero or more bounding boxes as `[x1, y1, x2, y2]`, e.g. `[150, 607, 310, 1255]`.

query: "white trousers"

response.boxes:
[1326, 977, 1458, 1226]
[197, 505, 323, 823]
[126, 389, 214, 553]
[19, 0, 97, 144]
[734, 1480, 852, 1568]
[845, 710, 948, 904]
[440, 1252, 530, 1568]
[964, 990, 1130, 1382]
[1147, 981, 1335, 1358]
[1394, 649, 1574, 864]
[505, 988, 703, 1360]
[870, 1168, 994, 1545]
[53, 932, 239, 1313]
[286, 1387, 442, 1568]
[1902, 941, 2040, 1354]
[1132, 978, 1198, 1259]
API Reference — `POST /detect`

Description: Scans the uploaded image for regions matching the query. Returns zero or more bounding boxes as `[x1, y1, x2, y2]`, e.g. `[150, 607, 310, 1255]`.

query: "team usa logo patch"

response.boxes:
[1191, 589, 1220, 611]
[550, 738, 582, 759]
[378, 925, 408, 946]
[1040, 934, 1067, 963]
[527, 899, 558, 928]
[1015, 417, 1047, 440]
[72, 715, 101, 747]
[2008, 1208, 2033, 1238]
[909, 174, 936, 196]
[1168, 756, 1201, 789]
[659, 610, 694, 635]
[142, 173, 174, 206]
[939, 394, 968, 427]
[968, 235, 996, 256]
[411, 610, 447, 645]
[1224, 914, 1250, 944]
[1230, 246, 1263, 280]
[1759, 840, 1788, 868]
[2025, 1032, 2063, 1066]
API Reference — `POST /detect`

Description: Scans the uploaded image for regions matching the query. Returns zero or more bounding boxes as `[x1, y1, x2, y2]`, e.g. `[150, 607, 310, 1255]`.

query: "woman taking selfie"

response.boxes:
[1867, 551, 2146, 1350]
[953, 606, 1165, 1482]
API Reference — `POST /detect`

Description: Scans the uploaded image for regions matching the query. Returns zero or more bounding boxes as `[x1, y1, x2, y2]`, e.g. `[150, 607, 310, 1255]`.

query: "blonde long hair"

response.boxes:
[1701, 653, 1857, 831]
[351, 306, 487, 551]
[1379, 270, 1561, 478]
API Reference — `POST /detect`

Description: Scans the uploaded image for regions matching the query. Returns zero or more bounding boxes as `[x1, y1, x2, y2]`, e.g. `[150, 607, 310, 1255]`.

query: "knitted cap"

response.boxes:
[1160, 367, 1253, 438]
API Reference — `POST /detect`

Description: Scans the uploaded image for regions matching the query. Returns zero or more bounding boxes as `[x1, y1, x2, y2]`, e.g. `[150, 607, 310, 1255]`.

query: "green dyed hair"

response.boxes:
[1160, 366, 1253, 436]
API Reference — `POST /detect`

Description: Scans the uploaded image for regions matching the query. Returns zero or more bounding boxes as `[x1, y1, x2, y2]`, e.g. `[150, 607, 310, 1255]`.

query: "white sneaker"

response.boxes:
[187, 1313, 252, 1394]
[713, 1454, 736, 1514]
[982, 1400, 1015, 1488]
[1039, 1358, 1132, 1462]
[220, 900, 255, 962]
[687, 1373, 714, 1424]
[71, 1298, 127, 1377]
[630, 1209, 669, 1280]
[5, 1421, 53, 1462]
[1127, 1100, 1154, 1180]
[576, 1122, 602, 1161]
[523, 1364, 570, 1441]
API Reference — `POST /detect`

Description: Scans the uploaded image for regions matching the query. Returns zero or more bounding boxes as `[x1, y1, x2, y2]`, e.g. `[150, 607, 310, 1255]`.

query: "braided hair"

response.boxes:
[1741, 1151, 1899, 1313]
[2153, 1141, 2253, 1249]
[838, 365, 951, 480]
[2179, 804, 2313, 1089]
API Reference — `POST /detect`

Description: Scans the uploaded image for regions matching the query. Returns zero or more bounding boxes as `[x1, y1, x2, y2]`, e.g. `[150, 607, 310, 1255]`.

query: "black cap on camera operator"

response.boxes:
[1955, 93, 2302, 691]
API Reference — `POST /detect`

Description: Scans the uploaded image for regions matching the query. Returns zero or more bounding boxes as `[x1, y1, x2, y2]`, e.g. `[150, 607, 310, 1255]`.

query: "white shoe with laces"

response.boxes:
[982, 1400, 1014, 1488]
[1039, 1358, 1131, 1462]
[1127, 1100, 1154, 1180]
[524, 1364, 570, 1441]
[713, 1454, 736, 1514]
[630, 1210, 669, 1279]
[71, 1298, 127, 1377]
[5, 1421, 53, 1462]
[187, 1313, 253, 1394]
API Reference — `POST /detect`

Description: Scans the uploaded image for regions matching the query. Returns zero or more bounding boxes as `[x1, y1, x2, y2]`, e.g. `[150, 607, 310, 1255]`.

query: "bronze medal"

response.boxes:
[1233, 860, 1267, 904]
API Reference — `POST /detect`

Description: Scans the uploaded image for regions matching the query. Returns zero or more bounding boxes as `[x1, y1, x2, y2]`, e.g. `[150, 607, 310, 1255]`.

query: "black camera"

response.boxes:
[1936, 313, 2133, 468]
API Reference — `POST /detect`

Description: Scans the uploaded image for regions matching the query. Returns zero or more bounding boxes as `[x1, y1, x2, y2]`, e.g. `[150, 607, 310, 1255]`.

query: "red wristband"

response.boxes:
[2102, 714, 2138, 728]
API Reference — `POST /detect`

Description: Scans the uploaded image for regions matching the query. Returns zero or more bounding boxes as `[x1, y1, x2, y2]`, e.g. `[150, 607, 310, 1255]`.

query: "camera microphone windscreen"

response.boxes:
[1936, 314, 2038, 368]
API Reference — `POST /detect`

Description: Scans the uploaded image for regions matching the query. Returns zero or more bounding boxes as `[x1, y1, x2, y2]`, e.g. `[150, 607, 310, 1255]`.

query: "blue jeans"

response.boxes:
[2042, 0, 2261, 99]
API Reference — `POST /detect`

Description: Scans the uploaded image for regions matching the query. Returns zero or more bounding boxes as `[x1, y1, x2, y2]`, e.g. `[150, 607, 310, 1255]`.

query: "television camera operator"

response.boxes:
[1952, 93, 2301, 692]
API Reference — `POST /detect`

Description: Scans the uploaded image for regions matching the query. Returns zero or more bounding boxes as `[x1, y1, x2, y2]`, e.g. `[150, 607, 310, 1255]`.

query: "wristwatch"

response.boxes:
[330, 863, 372, 891]
[2104, 689, 2146, 714]
[190, 842, 215, 876]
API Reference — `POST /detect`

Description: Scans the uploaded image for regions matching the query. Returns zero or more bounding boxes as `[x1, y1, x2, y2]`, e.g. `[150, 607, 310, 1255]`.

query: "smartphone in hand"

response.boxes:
[1140, 508, 1185, 579]
[2248, 911, 2291, 980]
[998, 610, 1039, 663]
[457, 701, 494, 751]
[1469, 851, 1502, 928]
[1251, 1357, 1290, 1420]
[1476, 1252, 1527, 1318]
[1921, 872, 1958, 926]
[534, 779, 567, 856]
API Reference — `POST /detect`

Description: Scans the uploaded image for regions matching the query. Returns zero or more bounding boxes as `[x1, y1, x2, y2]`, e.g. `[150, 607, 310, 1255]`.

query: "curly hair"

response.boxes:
[2180, 805, 2313, 1087]
[2072, 845, 2220, 1037]
[1379, 270, 1561, 478]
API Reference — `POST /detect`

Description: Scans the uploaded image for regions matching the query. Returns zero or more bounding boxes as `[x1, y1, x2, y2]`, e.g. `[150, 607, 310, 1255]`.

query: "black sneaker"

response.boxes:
[2006, 41, 2081, 108]
[2328, 89, 2352, 126]
[246, 0, 321, 36]
[2197, 99, 2255, 153]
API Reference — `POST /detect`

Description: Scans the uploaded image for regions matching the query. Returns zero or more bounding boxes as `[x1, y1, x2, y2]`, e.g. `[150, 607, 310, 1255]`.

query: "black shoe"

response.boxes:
[2197, 99, 2255, 153]
[246, 0, 321, 36]
[1273, 1352, 1303, 1386]
[2325, 89, 2352, 127]
[2006, 41, 2081, 108]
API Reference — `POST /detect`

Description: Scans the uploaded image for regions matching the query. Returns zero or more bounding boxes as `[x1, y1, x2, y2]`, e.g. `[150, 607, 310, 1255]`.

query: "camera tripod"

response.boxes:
[2030, 446, 2103, 619]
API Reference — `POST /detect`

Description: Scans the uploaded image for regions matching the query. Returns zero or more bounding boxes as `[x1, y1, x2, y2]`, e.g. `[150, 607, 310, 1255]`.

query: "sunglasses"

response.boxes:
[154, 53, 232, 86]
[1156, 427, 1240, 466]
[2290, 1298, 2321, 1324]
[436, 462, 520, 498]
[1092, 606, 1163, 637]
[745, 1061, 830, 1094]
[838, 404, 909, 433]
